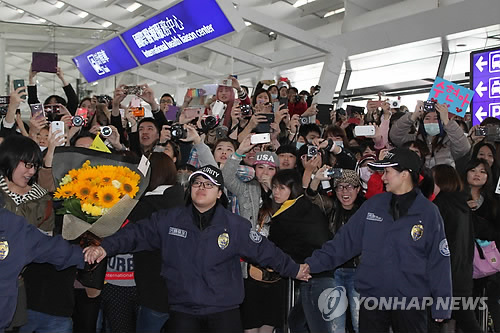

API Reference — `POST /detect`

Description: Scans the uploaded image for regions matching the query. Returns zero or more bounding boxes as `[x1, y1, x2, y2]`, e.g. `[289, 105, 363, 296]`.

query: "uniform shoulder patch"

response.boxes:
[439, 239, 450, 257]
[249, 230, 262, 243]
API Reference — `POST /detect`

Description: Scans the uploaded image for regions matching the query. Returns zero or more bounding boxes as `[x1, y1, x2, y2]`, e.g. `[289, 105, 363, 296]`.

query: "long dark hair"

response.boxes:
[146, 153, 177, 192]
[271, 169, 304, 201]
[463, 158, 497, 217]
[471, 141, 500, 183]
[432, 164, 463, 193]
[0, 136, 42, 186]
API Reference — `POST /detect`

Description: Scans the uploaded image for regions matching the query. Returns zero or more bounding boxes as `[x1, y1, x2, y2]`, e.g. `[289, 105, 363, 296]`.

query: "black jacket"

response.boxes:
[129, 184, 184, 313]
[269, 196, 332, 277]
[433, 191, 474, 296]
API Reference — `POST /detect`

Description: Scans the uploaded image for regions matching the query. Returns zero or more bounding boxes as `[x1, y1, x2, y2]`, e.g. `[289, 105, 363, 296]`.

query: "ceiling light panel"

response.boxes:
[127, 2, 142, 12]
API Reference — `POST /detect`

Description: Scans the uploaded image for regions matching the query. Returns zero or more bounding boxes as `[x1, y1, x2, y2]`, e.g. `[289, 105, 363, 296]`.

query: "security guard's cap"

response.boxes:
[368, 148, 421, 174]
[188, 165, 224, 188]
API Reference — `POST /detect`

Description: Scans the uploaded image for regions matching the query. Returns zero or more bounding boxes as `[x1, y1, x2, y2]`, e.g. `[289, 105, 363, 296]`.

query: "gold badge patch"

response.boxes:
[411, 224, 424, 241]
[218, 233, 229, 250]
[0, 241, 9, 260]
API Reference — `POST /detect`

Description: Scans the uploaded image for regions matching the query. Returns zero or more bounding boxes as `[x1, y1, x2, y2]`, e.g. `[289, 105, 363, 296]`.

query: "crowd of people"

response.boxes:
[0, 66, 500, 333]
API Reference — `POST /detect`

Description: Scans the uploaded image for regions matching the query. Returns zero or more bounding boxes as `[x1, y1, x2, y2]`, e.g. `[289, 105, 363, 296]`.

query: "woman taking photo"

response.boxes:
[268, 169, 333, 333]
[306, 168, 365, 332]
[390, 101, 470, 168]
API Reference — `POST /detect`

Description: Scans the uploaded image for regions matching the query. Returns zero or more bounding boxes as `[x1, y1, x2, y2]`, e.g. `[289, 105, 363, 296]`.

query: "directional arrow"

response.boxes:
[476, 56, 488, 72]
[475, 81, 488, 98]
[475, 106, 487, 123]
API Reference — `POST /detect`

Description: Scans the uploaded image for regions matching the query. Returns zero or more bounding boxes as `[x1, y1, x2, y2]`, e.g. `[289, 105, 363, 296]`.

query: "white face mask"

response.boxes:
[40, 146, 47, 152]
[270, 93, 278, 100]
[296, 142, 305, 150]
[359, 166, 373, 183]
[424, 123, 440, 136]
[334, 141, 344, 148]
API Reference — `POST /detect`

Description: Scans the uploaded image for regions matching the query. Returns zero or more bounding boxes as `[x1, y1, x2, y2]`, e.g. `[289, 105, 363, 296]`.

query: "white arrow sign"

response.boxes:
[475, 81, 488, 98]
[476, 56, 488, 72]
[475, 106, 487, 123]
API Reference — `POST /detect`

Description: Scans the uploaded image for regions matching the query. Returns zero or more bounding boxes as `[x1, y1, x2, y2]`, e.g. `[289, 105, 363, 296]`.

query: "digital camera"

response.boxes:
[388, 99, 400, 109]
[324, 168, 343, 178]
[307, 145, 318, 160]
[170, 123, 187, 141]
[300, 116, 309, 125]
[423, 101, 436, 113]
[72, 115, 84, 127]
[100, 126, 112, 137]
[240, 104, 253, 117]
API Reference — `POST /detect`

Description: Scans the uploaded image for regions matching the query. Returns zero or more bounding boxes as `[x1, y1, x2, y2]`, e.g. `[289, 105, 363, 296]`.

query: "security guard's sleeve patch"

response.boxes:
[249, 230, 262, 243]
[439, 239, 450, 257]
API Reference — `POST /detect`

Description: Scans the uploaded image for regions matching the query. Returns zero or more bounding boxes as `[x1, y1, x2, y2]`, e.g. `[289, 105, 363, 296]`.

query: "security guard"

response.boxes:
[304, 148, 452, 332]
[84, 165, 309, 333]
[0, 206, 84, 331]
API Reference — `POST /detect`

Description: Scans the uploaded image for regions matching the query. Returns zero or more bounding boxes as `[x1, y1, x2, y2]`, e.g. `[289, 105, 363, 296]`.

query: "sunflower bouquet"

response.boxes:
[53, 159, 145, 240]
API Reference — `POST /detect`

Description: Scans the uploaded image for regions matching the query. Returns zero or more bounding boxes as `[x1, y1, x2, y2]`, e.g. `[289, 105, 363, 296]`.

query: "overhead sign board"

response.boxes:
[471, 46, 500, 125]
[72, 37, 138, 83]
[121, 0, 235, 65]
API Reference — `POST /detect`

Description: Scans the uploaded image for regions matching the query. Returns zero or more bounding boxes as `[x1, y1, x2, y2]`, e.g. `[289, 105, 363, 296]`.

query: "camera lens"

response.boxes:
[100, 126, 112, 137]
[72, 116, 84, 127]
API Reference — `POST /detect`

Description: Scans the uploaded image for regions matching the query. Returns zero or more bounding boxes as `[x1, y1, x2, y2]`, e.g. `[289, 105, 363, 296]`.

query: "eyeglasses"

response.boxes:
[22, 161, 40, 170]
[250, 146, 262, 153]
[335, 184, 357, 192]
[191, 181, 216, 189]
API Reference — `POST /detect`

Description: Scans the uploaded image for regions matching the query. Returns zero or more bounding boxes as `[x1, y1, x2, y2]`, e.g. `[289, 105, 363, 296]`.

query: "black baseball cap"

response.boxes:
[188, 165, 224, 188]
[368, 148, 421, 175]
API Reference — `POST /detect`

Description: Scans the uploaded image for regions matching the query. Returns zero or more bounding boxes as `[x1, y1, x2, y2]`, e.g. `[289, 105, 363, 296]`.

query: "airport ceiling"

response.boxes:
[1, 0, 500, 97]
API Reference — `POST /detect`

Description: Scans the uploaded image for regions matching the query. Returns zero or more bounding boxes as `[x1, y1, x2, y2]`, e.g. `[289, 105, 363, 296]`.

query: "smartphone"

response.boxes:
[51, 121, 65, 146]
[251, 133, 271, 145]
[212, 100, 227, 118]
[30, 103, 44, 118]
[0, 96, 10, 105]
[184, 107, 201, 118]
[317, 104, 333, 125]
[220, 79, 232, 87]
[32, 52, 58, 73]
[132, 107, 145, 117]
[186, 88, 205, 98]
[354, 125, 376, 137]
[13, 80, 26, 100]
[165, 105, 179, 121]
[255, 113, 274, 133]
[273, 101, 280, 113]
[124, 85, 142, 95]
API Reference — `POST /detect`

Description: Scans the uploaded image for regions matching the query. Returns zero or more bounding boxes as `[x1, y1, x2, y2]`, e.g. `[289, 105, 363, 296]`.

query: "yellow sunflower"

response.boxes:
[97, 186, 121, 208]
[54, 183, 75, 199]
[119, 178, 139, 198]
[78, 168, 99, 182]
[68, 168, 79, 179]
[74, 181, 93, 200]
